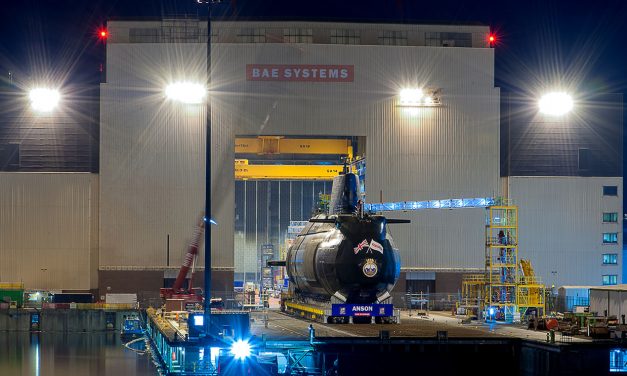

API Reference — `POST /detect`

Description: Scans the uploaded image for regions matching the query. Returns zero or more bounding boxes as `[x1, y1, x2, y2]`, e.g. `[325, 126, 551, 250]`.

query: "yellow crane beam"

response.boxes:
[235, 163, 343, 180]
[235, 137, 352, 158]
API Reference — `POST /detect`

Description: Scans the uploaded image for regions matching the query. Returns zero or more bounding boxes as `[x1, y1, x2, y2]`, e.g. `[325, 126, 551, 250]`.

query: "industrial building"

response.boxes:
[0, 18, 622, 299]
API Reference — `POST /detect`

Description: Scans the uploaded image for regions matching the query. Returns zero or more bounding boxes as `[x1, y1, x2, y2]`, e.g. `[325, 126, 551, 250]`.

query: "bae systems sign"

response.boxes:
[246, 64, 354, 82]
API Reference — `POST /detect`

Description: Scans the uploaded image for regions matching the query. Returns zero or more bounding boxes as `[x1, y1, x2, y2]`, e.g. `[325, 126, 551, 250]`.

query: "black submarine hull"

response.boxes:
[286, 214, 400, 304]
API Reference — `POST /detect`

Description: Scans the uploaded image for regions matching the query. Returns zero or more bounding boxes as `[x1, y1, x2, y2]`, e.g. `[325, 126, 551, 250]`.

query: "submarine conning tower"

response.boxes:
[329, 171, 360, 215]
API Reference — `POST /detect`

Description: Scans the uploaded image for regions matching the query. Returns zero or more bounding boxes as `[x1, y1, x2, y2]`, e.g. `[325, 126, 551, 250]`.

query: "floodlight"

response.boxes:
[165, 82, 206, 104]
[399, 88, 423, 106]
[193, 315, 204, 326]
[29, 88, 60, 112]
[231, 339, 251, 360]
[538, 92, 573, 116]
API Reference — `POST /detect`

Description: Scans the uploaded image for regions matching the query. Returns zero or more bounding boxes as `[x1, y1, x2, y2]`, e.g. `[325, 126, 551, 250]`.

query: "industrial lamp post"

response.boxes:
[198, 0, 223, 338]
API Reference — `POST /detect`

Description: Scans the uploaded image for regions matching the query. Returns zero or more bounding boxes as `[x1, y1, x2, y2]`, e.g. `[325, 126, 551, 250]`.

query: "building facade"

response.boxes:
[503, 92, 624, 287]
[0, 18, 622, 296]
[99, 19, 499, 297]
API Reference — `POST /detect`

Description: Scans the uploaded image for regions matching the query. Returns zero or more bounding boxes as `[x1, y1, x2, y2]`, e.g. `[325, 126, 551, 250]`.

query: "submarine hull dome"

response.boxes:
[286, 214, 400, 304]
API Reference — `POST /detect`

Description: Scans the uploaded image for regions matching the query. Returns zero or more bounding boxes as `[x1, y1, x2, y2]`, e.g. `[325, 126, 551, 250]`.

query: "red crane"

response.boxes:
[160, 217, 205, 305]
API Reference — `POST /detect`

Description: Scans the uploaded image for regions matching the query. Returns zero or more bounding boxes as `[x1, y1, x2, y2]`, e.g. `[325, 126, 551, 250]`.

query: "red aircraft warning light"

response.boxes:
[488, 34, 496, 46]
[99, 29, 108, 39]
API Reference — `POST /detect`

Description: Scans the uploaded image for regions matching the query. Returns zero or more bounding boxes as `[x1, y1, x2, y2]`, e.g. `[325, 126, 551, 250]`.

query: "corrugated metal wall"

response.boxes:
[0, 86, 99, 173]
[0, 173, 98, 289]
[100, 43, 208, 268]
[509, 176, 623, 287]
[502, 93, 623, 177]
[100, 36, 500, 276]
[234, 180, 333, 274]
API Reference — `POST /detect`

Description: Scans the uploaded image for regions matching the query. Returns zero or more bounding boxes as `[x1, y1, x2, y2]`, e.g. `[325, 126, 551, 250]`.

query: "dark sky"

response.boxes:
[1, 0, 627, 93]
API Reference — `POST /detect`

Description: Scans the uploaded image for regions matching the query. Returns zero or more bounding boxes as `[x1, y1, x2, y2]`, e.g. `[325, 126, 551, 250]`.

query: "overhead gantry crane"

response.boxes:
[234, 136, 353, 180]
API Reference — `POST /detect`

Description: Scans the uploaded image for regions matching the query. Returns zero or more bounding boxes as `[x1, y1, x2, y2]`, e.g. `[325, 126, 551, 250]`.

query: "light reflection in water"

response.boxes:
[0, 333, 157, 376]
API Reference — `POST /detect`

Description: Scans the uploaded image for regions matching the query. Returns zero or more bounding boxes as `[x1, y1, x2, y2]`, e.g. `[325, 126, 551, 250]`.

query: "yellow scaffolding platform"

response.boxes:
[460, 201, 546, 322]
[459, 274, 485, 317]
[517, 259, 546, 317]
[485, 203, 519, 321]
[479, 201, 546, 322]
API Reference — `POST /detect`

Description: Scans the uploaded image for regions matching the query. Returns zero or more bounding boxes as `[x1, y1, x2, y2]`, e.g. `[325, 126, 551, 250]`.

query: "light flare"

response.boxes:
[538, 92, 573, 116]
[29, 88, 61, 112]
[165, 82, 206, 104]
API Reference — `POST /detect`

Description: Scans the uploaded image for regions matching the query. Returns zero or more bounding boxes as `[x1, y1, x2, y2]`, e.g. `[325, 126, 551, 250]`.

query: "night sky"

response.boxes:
[0, 0, 626, 166]
[1, 0, 626, 90]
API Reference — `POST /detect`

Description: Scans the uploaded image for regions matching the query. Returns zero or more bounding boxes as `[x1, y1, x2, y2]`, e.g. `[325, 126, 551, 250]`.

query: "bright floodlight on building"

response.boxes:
[165, 82, 206, 104]
[399, 88, 423, 106]
[538, 92, 573, 116]
[29, 88, 60, 112]
[230, 339, 251, 360]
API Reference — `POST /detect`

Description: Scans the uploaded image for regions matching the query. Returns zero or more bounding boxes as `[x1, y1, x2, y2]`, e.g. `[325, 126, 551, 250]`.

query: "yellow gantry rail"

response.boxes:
[235, 162, 344, 180]
[235, 137, 353, 158]
[234, 137, 353, 180]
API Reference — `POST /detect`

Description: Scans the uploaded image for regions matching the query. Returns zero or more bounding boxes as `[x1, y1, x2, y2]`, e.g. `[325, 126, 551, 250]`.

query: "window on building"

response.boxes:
[603, 254, 618, 265]
[603, 233, 618, 244]
[378, 30, 408, 46]
[425, 32, 472, 47]
[238, 28, 266, 43]
[603, 275, 618, 285]
[283, 28, 313, 43]
[129, 28, 160, 43]
[603, 186, 618, 196]
[330, 29, 360, 45]
[603, 212, 619, 223]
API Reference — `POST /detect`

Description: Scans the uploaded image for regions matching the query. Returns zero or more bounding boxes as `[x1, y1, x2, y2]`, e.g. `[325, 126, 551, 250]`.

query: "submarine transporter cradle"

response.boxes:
[274, 172, 409, 324]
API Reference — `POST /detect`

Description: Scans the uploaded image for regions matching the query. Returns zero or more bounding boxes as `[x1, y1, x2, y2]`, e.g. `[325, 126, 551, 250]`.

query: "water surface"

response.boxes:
[0, 332, 158, 376]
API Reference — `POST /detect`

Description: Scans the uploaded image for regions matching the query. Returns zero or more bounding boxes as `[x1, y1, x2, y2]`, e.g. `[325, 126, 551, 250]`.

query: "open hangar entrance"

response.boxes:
[232, 136, 366, 290]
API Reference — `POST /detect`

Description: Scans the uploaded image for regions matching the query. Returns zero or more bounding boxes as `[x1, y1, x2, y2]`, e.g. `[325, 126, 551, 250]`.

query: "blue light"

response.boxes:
[364, 197, 495, 213]
[193, 315, 204, 326]
[203, 217, 218, 225]
[489, 307, 495, 316]
[231, 339, 251, 360]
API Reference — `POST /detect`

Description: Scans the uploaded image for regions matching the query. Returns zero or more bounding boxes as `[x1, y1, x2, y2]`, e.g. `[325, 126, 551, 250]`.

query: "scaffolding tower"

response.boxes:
[485, 202, 519, 322]
[459, 274, 485, 318]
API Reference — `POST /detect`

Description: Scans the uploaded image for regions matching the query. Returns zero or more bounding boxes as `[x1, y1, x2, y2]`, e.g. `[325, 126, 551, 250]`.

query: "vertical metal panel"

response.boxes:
[0, 173, 97, 289]
[509, 176, 623, 287]
[504, 93, 623, 177]
[100, 43, 209, 268]
[590, 289, 608, 315]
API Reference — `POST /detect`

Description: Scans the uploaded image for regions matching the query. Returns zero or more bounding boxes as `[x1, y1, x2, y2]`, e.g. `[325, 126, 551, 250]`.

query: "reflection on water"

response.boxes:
[0, 332, 157, 376]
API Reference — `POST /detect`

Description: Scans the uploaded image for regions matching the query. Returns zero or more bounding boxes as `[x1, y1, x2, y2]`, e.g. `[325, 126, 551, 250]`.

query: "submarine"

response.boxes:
[270, 168, 409, 323]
